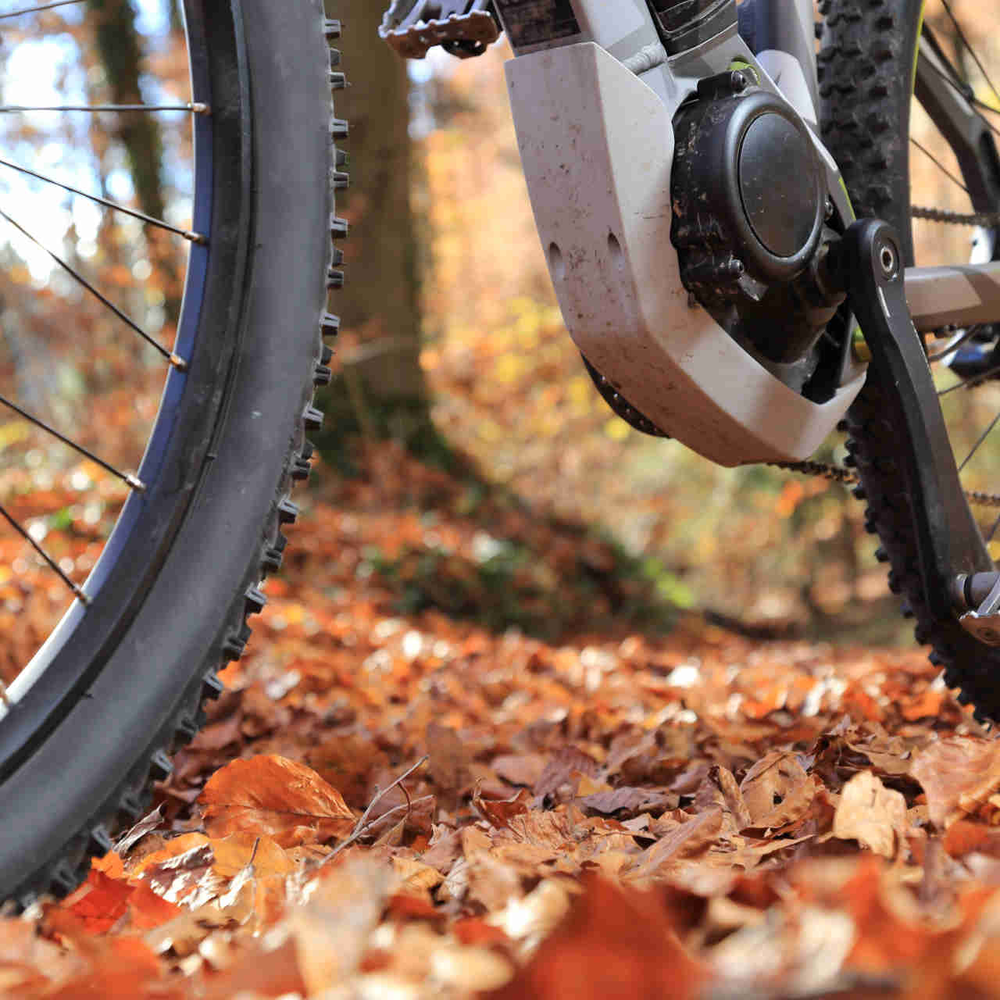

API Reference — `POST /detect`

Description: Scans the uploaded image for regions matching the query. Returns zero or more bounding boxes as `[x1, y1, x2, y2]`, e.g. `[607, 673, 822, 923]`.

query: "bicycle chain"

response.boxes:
[586, 356, 1000, 507]
[912, 204, 1000, 227]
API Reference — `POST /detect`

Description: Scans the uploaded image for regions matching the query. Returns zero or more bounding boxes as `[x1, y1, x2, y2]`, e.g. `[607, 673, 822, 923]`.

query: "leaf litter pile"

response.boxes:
[11, 444, 1000, 998]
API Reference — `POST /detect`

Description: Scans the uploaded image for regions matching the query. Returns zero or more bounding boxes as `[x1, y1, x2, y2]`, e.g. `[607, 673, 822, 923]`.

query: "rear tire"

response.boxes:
[819, 0, 1000, 720]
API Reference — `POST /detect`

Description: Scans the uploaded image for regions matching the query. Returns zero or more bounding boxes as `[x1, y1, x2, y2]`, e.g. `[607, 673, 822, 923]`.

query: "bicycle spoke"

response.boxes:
[0, 207, 187, 368]
[987, 509, 1000, 543]
[0, 393, 145, 491]
[0, 103, 208, 114]
[910, 136, 970, 194]
[0, 0, 83, 17]
[920, 53, 1000, 143]
[927, 324, 982, 363]
[940, 0, 1000, 109]
[0, 502, 90, 604]
[958, 409, 1000, 472]
[0, 156, 205, 242]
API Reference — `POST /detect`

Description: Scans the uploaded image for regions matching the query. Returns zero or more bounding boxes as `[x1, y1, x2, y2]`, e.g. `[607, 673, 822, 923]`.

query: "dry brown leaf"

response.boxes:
[201, 754, 356, 847]
[579, 786, 678, 817]
[534, 746, 599, 798]
[912, 737, 1000, 829]
[421, 824, 464, 873]
[473, 784, 533, 829]
[831, 771, 907, 858]
[740, 751, 814, 830]
[628, 807, 724, 881]
[492, 753, 549, 787]
[426, 722, 471, 794]
[392, 857, 444, 898]
[694, 765, 752, 834]
[289, 858, 392, 995]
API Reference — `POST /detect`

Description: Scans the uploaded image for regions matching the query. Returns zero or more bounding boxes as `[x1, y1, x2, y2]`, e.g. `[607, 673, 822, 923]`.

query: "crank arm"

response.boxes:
[829, 219, 994, 624]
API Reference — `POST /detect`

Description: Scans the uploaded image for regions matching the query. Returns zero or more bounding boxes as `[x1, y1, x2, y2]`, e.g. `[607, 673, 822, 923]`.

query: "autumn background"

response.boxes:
[4, 1, 1000, 997]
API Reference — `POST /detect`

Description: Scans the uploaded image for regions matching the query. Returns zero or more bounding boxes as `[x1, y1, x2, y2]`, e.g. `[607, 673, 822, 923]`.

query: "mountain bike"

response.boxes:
[0, 0, 343, 906]
[0, 0, 996, 909]
[382, 2, 1000, 703]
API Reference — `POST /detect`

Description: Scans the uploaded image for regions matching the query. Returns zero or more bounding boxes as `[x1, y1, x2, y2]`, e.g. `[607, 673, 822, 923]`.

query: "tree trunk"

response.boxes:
[319, 0, 432, 462]
[87, 0, 165, 221]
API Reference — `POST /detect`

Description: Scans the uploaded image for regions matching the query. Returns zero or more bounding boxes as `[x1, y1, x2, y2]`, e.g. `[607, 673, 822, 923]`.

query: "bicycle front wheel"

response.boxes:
[0, 0, 340, 905]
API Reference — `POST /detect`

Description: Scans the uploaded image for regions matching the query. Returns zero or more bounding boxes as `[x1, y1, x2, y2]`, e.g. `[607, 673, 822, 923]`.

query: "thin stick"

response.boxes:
[323, 755, 428, 863]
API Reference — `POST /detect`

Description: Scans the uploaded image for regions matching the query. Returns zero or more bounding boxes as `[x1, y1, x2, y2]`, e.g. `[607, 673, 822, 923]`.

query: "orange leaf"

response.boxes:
[942, 819, 992, 858]
[91, 851, 124, 879]
[126, 883, 184, 930]
[65, 870, 132, 934]
[485, 873, 709, 1000]
[201, 755, 356, 848]
[132, 832, 211, 876]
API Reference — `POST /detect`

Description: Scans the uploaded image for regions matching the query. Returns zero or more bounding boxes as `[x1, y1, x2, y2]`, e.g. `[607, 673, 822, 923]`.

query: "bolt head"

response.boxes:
[878, 242, 897, 277]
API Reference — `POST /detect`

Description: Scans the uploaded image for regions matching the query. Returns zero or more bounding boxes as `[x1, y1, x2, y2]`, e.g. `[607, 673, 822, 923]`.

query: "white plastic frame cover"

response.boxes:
[503, 3, 864, 466]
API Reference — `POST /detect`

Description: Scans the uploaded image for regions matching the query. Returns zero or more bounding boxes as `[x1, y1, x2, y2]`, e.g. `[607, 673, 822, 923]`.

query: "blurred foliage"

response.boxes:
[409, 43, 895, 634]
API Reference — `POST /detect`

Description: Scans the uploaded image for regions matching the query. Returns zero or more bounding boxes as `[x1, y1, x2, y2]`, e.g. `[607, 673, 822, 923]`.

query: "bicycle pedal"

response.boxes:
[957, 572, 1000, 645]
[380, 0, 500, 59]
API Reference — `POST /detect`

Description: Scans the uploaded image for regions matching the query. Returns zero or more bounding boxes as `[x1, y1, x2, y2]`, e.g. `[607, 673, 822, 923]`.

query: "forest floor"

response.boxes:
[7, 441, 1000, 999]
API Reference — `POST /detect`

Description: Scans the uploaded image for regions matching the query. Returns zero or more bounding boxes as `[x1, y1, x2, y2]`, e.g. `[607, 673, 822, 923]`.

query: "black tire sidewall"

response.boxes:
[0, 0, 332, 899]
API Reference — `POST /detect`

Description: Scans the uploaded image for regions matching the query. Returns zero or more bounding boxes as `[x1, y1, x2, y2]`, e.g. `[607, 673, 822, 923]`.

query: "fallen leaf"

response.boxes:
[289, 858, 392, 995]
[694, 765, 751, 833]
[484, 873, 710, 1000]
[534, 747, 599, 799]
[831, 771, 907, 858]
[201, 755, 356, 847]
[493, 753, 548, 787]
[579, 786, 678, 817]
[912, 737, 1000, 829]
[474, 784, 532, 829]
[740, 751, 814, 829]
[628, 808, 724, 881]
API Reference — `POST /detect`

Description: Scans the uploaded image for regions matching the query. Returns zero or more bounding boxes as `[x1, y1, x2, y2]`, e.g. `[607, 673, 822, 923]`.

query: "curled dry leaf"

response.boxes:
[911, 737, 1000, 829]
[740, 751, 814, 830]
[474, 783, 533, 829]
[694, 765, 751, 834]
[831, 771, 907, 859]
[200, 754, 356, 848]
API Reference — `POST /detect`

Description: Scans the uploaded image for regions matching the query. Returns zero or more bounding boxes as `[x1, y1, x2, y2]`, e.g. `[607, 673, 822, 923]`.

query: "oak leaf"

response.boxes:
[201, 754, 356, 847]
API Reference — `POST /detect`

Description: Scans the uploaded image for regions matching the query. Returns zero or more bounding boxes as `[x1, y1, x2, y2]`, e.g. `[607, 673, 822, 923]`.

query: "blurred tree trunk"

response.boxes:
[87, 0, 164, 220]
[319, 0, 433, 464]
[88, 0, 183, 329]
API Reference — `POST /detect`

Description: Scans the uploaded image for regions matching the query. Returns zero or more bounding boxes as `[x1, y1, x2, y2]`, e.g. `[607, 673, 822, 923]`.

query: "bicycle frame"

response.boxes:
[493, 0, 1000, 465]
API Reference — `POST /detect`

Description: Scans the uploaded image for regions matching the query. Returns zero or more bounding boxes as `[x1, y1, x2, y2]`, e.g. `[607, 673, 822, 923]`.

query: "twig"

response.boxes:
[323, 755, 429, 863]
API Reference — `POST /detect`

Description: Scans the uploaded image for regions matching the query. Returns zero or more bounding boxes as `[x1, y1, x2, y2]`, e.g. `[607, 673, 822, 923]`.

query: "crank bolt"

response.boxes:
[878, 242, 897, 278]
[824, 197, 834, 220]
